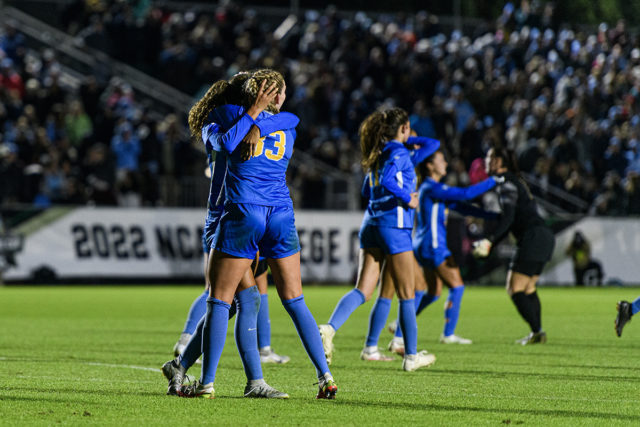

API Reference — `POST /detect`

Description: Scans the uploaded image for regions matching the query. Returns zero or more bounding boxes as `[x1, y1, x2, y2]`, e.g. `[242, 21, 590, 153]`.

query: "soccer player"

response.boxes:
[615, 298, 640, 337]
[178, 69, 337, 399]
[387, 146, 499, 352]
[473, 147, 555, 345]
[318, 108, 436, 371]
[162, 72, 293, 398]
[172, 91, 289, 364]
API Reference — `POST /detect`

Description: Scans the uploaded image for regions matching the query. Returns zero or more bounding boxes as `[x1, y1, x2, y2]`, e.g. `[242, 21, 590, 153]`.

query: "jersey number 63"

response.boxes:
[253, 130, 286, 161]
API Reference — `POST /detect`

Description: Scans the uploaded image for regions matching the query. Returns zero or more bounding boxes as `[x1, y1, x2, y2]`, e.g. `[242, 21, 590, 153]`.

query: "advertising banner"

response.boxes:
[3, 208, 363, 283]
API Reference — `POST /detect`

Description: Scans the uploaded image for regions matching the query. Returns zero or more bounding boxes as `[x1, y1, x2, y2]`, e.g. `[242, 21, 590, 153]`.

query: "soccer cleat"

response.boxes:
[172, 333, 191, 357]
[161, 358, 186, 396]
[387, 337, 405, 356]
[318, 324, 335, 365]
[402, 350, 436, 371]
[259, 347, 291, 364]
[439, 334, 473, 344]
[244, 381, 289, 399]
[387, 319, 398, 334]
[316, 374, 338, 399]
[360, 346, 395, 361]
[178, 380, 214, 399]
[515, 331, 547, 345]
[616, 301, 633, 337]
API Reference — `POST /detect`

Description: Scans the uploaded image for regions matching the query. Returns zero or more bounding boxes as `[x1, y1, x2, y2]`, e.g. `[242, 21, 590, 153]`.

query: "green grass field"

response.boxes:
[1, 285, 639, 425]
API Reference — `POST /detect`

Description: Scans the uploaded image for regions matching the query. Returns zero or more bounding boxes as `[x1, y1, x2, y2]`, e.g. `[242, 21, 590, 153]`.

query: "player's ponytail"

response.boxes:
[359, 107, 409, 172]
[492, 146, 520, 176]
[492, 145, 534, 198]
[188, 80, 229, 139]
[242, 68, 285, 114]
[188, 72, 251, 140]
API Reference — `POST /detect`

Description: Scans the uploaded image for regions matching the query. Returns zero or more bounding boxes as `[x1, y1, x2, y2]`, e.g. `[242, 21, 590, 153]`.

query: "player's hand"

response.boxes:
[492, 175, 505, 184]
[239, 125, 261, 161]
[247, 80, 279, 119]
[472, 238, 492, 258]
[408, 192, 419, 209]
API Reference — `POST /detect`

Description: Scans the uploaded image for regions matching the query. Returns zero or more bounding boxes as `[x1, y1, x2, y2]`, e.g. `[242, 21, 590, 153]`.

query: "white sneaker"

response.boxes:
[259, 346, 291, 364]
[439, 334, 472, 344]
[387, 320, 398, 334]
[173, 333, 191, 357]
[387, 337, 405, 356]
[318, 324, 335, 365]
[402, 350, 436, 371]
[360, 346, 395, 361]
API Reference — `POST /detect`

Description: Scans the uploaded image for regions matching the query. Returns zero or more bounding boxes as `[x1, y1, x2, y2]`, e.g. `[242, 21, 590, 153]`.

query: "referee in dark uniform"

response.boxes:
[473, 146, 555, 345]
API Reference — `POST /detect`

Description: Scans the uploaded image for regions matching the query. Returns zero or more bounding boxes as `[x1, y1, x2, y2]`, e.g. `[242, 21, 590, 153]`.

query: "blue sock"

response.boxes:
[365, 297, 391, 347]
[414, 290, 426, 311]
[282, 295, 331, 377]
[632, 296, 640, 315]
[444, 286, 465, 337]
[201, 297, 231, 385]
[257, 294, 271, 348]
[180, 315, 204, 370]
[398, 298, 417, 356]
[416, 293, 440, 315]
[234, 286, 263, 381]
[327, 288, 365, 331]
[182, 290, 208, 335]
[395, 293, 439, 338]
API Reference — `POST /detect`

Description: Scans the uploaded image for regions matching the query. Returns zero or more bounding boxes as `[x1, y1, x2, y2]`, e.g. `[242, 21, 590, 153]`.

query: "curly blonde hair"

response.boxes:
[242, 68, 285, 114]
[187, 72, 250, 139]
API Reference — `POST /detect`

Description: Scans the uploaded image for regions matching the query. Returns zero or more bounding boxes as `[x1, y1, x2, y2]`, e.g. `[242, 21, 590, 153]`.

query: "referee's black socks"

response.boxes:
[511, 292, 541, 333]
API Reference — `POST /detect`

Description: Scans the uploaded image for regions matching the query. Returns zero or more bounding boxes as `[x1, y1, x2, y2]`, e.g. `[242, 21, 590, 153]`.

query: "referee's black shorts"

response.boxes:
[509, 225, 555, 276]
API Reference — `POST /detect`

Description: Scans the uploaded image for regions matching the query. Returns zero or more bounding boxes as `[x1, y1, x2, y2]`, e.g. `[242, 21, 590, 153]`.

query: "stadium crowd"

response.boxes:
[1, 1, 640, 214]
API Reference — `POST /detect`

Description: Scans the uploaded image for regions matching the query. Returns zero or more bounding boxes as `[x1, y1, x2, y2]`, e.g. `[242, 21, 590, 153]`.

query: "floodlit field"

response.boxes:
[1, 285, 639, 425]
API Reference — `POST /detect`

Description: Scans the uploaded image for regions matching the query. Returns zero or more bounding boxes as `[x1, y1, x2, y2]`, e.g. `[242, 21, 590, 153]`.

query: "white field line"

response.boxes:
[85, 362, 161, 373]
[2, 357, 638, 404]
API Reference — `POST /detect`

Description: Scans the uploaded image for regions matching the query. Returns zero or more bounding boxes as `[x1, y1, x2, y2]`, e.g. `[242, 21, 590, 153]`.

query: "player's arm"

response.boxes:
[449, 202, 498, 220]
[408, 136, 440, 166]
[427, 177, 497, 202]
[361, 175, 371, 199]
[380, 162, 412, 204]
[209, 105, 257, 153]
[255, 112, 300, 136]
[486, 181, 518, 244]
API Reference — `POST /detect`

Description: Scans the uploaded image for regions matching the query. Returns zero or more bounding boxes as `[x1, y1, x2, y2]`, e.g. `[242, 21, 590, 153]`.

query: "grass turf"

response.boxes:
[0, 285, 639, 425]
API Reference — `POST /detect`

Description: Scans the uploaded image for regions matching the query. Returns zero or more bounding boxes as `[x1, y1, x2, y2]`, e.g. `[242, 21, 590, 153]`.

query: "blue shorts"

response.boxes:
[359, 224, 412, 255]
[413, 243, 450, 270]
[202, 209, 223, 254]
[214, 203, 300, 259]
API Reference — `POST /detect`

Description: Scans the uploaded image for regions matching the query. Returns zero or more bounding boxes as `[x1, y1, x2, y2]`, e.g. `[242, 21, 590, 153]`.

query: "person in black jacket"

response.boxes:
[473, 146, 555, 345]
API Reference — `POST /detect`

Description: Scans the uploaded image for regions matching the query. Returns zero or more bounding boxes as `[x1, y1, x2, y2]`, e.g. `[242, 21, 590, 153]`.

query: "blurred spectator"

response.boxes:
[565, 230, 603, 286]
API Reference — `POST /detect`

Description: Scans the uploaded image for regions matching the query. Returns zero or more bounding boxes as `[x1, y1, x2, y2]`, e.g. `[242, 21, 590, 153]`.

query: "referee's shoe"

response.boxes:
[615, 301, 633, 337]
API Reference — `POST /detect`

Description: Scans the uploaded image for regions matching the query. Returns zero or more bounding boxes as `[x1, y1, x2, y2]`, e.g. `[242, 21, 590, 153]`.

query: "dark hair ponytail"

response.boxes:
[492, 146, 520, 175]
[359, 107, 409, 172]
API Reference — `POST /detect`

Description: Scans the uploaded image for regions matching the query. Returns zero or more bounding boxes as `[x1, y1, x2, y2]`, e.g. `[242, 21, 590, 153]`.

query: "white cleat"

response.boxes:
[387, 337, 405, 356]
[173, 333, 191, 357]
[318, 324, 335, 364]
[259, 346, 291, 364]
[387, 320, 398, 334]
[439, 334, 473, 344]
[360, 346, 395, 361]
[402, 350, 436, 372]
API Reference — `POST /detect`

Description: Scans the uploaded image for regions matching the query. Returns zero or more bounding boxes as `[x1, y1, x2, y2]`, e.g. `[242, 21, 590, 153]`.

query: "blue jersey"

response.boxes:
[209, 105, 299, 207]
[361, 137, 438, 229]
[202, 110, 300, 212]
[201, 125, 227, 218]
[414, 177, 497, 252]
